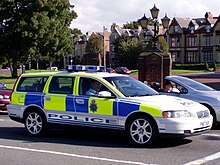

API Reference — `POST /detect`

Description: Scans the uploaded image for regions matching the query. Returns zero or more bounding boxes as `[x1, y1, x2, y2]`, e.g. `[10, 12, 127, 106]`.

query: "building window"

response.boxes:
[205, 36, 211, 46]
[203, 52, 213, 62]
[171, 37, 180, 47]
[190, 26, 195, 33]
[171, 52, 180, 62]
[186, 52, 198, 63]
[187, 37, 196, 47]
[174, 26, 178, 32]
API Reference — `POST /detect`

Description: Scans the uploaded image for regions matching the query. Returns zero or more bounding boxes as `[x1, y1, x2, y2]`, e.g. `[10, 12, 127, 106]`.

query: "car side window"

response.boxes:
[17, 77, 48, 92]
[79, 77, 113, 96]
[176, 83, 188, 94]
[49, 77, 74, 94]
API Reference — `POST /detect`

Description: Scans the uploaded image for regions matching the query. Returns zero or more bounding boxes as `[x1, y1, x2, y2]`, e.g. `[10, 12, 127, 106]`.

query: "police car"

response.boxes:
[7, 65, 213, 146]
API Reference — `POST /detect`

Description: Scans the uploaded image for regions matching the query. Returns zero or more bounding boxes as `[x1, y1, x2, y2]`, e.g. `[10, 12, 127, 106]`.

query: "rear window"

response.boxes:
[48, 77, 74, 94]
[16, 76, 48, 92]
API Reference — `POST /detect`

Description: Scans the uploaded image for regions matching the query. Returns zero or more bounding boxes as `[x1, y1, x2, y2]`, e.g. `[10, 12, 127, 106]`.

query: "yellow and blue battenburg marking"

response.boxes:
[21, 93, 162, 118]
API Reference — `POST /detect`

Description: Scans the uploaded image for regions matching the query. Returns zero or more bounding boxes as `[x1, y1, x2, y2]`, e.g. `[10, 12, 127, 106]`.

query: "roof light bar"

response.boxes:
[66, 65, 106, 72]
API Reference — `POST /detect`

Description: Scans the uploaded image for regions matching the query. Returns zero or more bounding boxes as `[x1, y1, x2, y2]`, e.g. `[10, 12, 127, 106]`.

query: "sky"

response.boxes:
[70, 0, 219, 34]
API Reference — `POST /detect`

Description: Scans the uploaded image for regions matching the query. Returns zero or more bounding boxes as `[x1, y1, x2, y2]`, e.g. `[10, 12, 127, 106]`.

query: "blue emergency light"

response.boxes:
[66, 65, 106, 72]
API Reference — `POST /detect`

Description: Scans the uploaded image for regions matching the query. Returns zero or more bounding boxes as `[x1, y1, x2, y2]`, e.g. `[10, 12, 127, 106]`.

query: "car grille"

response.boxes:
[197, 110, 209, 118]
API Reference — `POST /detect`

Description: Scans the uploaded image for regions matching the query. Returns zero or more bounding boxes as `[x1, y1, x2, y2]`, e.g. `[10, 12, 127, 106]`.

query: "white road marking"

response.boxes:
[202, 133, 220, 137]
[0, 145, 156, 165]
[183, 151, 220, 165]
[0, 119, 4, 121]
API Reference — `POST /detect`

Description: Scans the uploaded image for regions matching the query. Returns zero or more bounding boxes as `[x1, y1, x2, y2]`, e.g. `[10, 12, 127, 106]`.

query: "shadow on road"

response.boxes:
[0, 124, 192, 149]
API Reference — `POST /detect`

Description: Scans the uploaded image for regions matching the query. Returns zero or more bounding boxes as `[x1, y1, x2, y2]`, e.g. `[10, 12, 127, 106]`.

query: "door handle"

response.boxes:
[75, 99, 84, 104]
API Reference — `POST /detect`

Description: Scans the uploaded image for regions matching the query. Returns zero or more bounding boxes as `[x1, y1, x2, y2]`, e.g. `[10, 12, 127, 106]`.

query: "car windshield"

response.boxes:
[104, 76, 159, 97]
[173, 76, 215, 91]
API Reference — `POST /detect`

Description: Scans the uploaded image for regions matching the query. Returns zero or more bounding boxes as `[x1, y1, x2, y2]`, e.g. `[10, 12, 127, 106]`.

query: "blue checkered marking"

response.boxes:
[66, 95, 74, 112]
[113, 101, 117, 116]
[118, 100, 140, 116]
[25, 92, 44, 108]
[74, 96, 89, 113]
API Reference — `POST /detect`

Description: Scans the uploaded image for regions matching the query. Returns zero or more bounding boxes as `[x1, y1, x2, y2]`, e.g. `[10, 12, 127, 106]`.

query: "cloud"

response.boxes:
[70, 0, 219, 33]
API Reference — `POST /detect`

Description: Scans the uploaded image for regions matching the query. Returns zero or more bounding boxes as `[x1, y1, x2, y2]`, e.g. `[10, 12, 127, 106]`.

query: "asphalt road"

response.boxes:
[0, 112, 220, 165]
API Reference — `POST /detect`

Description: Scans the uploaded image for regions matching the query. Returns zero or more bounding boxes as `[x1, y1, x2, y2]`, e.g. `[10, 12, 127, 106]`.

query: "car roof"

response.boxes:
[20, 71, 129, 78]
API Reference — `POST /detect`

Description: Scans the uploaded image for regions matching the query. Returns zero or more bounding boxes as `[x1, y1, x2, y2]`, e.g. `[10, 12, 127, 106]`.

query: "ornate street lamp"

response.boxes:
[139, 4, 170, 51]
[161, 13, 170, 29]
[139, 14, 149, 30]
[139, 14, 149, 42]
[150, 4, 159, 20]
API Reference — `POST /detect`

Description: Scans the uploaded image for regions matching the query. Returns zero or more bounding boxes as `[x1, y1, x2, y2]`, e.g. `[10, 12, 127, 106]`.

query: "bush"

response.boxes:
[172, 63, 210, 70]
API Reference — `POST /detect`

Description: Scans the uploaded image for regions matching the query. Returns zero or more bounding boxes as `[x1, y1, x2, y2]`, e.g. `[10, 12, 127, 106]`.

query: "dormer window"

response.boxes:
[205, 24, 211, 33]
[174, 26, 178, 32]
[190, 26, 195, 33]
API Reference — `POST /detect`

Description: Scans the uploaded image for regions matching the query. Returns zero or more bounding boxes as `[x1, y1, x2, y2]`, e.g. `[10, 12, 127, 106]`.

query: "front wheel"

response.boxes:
[126, 115, 158, 146]
[24, 110, 46, 135]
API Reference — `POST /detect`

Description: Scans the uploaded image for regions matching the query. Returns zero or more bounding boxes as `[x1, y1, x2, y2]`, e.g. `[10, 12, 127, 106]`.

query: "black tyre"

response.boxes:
[24, 110, 46, 135]
[126, 115, 158, 146]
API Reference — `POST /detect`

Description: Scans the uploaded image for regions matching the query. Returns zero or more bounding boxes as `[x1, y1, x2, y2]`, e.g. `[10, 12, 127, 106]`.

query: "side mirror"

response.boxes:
[98, 91, 114, 98]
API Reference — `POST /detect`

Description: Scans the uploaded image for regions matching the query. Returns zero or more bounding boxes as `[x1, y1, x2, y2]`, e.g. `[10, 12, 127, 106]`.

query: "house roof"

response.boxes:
[175, 17, 191, 28]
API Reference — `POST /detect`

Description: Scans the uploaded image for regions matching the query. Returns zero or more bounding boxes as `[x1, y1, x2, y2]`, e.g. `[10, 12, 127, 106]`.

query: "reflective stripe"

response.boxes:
[44, 94, 66, 111]
[118, 100, 140, 116]
[11, 92, 26, 106]
[25, 92, 44, 108]
[88, 97, 114, 116]
[139, 103, 162, 117]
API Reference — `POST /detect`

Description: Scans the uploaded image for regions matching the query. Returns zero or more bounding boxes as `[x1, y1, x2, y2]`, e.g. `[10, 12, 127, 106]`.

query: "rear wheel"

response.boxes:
[126, 115, 158, 146]
[24, 110, 46, 135]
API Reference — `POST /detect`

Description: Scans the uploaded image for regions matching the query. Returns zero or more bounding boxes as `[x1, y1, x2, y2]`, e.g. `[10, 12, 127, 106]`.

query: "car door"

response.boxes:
[74, 77, 118, 128]
[44, 76, 75, 114]
[13, 76, 48, 108]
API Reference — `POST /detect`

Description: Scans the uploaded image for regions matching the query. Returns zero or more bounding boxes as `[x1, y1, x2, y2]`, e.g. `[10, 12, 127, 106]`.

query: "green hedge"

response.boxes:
[172, 63, 214, 70]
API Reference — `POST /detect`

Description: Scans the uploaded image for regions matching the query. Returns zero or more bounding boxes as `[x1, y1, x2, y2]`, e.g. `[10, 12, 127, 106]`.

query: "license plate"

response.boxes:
[200, 121, 209, 127]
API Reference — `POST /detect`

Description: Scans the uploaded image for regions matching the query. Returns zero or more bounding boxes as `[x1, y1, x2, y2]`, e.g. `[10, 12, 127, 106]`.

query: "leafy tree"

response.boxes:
[116, 35, 148, 69]
[85, 33, 104, 66]
[0, 0, 77, 77]
[123, 21, 138, 29]
[71, 28, 82, 36]
[158, 36, 169, 52]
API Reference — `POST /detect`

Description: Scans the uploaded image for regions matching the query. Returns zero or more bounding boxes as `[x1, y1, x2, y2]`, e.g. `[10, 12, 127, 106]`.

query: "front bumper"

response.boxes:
[157, 116, 213, 137]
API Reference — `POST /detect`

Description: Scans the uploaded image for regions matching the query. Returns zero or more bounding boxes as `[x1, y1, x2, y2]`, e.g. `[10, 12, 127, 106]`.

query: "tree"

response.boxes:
[123, 21, 138, 29]
[85, 33, 104, 66]
[0, 0, 77, 77]
[157, 36, 169, 52]
[116, 35, 148, 69]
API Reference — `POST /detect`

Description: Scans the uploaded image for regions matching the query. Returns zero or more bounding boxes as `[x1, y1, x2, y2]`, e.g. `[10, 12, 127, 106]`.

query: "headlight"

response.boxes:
[0, 95, 3, 99]
[162, 110, 191, 118]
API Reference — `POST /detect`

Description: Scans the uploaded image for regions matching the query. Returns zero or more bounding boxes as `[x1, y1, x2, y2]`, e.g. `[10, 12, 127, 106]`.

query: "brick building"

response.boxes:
[168, 12, 220, 64]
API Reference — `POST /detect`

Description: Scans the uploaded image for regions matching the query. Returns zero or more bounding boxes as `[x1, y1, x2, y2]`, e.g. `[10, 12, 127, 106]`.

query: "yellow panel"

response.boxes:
[139, 103, 162, 117]
[11, 92, 26, 106]
[44, 94, 66, 111]
[88, 97, 114, 116]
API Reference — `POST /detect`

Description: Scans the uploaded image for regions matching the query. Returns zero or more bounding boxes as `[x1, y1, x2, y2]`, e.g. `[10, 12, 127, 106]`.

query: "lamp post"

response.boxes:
[139, 4, 170, 51]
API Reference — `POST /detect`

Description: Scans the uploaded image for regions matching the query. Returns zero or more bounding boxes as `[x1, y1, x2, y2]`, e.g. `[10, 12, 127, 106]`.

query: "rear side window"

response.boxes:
[17, 77, 48, 92]
[49, 77, 74, 94]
